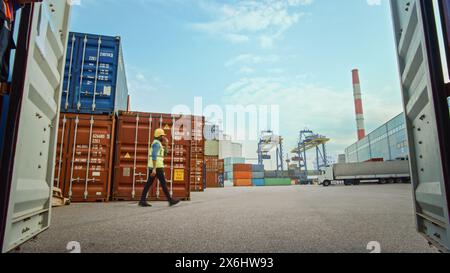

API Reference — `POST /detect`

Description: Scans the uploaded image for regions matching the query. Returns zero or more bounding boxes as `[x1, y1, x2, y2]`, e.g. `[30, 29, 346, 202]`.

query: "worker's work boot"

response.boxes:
[138, 201, 152, 207]
[169, 199, 180, 207]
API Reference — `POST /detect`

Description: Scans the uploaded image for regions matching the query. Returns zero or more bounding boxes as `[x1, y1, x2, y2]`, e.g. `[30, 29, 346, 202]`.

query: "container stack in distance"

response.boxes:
[204, 138, 224, 188]
[233, 164, 253, 187]
[252, 165, 265, 186]
[265, 178, 292, 186]
[55, 31, 129, 202]
[224, 157, 245, 182]
[205, 156, 225, 188]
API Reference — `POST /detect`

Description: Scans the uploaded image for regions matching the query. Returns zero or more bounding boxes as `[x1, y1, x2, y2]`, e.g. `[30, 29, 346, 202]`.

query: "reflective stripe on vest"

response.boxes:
[148, 139, 165, 169]
[3, 1, 13, 21]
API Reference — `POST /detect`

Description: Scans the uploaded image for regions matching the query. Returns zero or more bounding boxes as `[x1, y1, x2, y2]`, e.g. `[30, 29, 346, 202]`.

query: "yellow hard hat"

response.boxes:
[154, 128, 166, 138]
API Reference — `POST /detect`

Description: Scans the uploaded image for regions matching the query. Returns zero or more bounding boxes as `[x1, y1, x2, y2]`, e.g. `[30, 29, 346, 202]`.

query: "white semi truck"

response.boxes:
[318, 161, 411, 187]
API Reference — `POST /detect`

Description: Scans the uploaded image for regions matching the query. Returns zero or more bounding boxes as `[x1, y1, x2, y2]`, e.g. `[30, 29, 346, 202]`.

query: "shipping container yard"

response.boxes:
[0, 0, 450, 261]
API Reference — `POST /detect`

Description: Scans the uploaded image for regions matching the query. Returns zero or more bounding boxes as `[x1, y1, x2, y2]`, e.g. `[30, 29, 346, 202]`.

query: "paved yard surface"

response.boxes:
[20, 184, 436, 253]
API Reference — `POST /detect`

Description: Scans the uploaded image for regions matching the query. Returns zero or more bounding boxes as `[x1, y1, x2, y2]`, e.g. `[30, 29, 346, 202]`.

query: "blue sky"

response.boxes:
[70, 0, 403, 168]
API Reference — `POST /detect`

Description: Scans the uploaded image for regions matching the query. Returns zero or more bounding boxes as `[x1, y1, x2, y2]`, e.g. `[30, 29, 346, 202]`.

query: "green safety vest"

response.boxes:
[148, 139, 165, 169]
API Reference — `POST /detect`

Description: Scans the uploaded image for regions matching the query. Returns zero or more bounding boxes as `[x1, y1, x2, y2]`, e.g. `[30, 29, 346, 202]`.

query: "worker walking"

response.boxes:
[139, 128, 180, 207]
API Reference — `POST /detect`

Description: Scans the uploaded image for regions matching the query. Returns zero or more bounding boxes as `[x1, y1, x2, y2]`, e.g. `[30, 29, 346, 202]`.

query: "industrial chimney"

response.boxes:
[352, 69, 366, 140]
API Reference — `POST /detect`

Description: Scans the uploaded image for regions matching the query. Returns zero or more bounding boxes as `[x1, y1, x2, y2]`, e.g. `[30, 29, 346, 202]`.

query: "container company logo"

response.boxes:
[172, 97, 280, 142]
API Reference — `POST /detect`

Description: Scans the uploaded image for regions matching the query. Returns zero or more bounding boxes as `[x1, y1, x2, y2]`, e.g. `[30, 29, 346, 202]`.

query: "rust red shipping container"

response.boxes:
[55, 111, 205, 202]
[205, 156, 223, 188]
[54, 114, 115, 202]
[113, 112, 205, 200]
[112, 112, 194, 201]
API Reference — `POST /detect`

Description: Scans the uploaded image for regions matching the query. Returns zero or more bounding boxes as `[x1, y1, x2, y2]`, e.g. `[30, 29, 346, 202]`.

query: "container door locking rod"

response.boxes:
[84, 116, 95, 200]
[145, 115, 152, 200]
[156, 115, 163, 199]
[69, 116, 80, 200]
[77, 36, 88, 111]
[92, 36, 102, 112]
[132, 114, 139, 199]
[169, 116, 175, 197]
[64, 34, 75, 110]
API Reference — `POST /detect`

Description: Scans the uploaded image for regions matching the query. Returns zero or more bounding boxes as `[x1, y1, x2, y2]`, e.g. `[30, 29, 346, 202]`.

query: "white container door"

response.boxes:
[391, 0, 450, 252]
[1, 1, 71, 253]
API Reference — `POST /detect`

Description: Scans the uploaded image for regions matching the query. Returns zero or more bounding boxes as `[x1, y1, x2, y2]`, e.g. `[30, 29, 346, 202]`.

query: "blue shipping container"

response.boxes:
[252, 172, 265, 179]
[61, 32, 129, 114]
[252, 164, 265, 172]
[252, 179, 265, 187]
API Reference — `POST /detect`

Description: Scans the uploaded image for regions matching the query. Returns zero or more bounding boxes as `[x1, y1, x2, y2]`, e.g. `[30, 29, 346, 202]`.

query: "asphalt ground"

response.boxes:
[20, 184, 436, 253]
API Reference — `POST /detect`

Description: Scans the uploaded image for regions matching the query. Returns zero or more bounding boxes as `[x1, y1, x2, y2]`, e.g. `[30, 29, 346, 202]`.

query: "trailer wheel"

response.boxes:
[353, 180, 360, 186]
[344, 180, 353, 186]
[323, 180, 331, 187]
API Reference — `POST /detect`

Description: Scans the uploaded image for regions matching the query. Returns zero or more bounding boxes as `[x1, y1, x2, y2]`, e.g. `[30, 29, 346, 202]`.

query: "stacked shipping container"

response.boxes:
[205, 156, 223, 188]
[224, 157, 245, 181]
[55, 32, 129, 202]
[56, 32, 209, 202]
[233, 164, 253, 187]
[62, 32, 128, 114]
[55, 114, 116, 202]
[264, 178, 292, 186]
[112, 112, 192, 201]
[204, 139, 222, 188]
[252, 165, 265, 186]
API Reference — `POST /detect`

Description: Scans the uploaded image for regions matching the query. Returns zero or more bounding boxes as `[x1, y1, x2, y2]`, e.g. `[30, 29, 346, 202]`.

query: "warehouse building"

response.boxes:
[345, 113, 409, 163]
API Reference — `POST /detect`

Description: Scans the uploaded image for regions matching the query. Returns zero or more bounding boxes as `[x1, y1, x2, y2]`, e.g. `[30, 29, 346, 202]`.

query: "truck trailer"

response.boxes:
[318, 161, 411, 187]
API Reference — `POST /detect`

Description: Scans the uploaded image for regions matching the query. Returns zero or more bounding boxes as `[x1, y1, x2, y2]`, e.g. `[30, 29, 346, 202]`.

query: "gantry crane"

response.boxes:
[257, 130, 284, 171]
[291, 130, 330, 174]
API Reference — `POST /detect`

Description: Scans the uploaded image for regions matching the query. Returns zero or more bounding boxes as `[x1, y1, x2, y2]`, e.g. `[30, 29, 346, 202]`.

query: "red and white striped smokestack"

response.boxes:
[352, 69, 366, 140]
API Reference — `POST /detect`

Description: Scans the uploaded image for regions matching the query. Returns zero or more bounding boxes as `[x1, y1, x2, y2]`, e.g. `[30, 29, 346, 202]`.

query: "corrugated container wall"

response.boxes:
[205, 156, 222, 188]
[61, 32, 128, 114]
[112, 112, 191, 201]
[55, 114, 115, 202]
[190, 116, 205, 192]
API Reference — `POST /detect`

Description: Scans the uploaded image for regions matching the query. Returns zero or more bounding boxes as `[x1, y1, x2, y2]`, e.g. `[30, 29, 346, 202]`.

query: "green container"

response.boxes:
[264, 178, 292, 186]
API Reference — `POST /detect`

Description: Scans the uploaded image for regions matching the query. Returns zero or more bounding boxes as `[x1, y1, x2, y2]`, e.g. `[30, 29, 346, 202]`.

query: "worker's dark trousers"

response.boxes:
[140, 168, 173, 203]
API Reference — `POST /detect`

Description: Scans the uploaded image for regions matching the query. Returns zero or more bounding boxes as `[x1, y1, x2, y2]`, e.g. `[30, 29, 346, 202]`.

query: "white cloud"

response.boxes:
[191, 0, 313, 47]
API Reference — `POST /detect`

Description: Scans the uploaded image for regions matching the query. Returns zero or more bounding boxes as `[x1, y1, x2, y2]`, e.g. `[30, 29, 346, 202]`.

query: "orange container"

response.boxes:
[233, 164, 252, 172]
[234, 179, 252, 187]
[233, 171, 252, 179]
